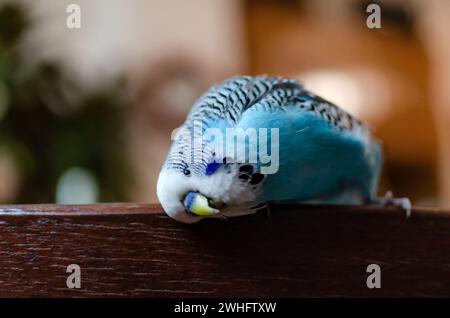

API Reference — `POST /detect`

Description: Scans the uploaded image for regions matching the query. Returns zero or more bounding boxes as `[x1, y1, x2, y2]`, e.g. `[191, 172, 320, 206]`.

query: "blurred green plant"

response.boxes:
[0, 3, 131, 203]
[0, 2, 28, 50]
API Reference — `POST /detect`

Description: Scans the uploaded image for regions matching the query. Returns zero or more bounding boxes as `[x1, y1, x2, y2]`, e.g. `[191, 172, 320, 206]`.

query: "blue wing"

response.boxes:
[177, 76, 382, 204]
[237, 104, 382, 204]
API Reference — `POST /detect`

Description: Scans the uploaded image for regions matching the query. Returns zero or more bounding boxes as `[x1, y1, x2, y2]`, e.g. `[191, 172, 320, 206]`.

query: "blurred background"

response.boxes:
[0, 0, 449, 207]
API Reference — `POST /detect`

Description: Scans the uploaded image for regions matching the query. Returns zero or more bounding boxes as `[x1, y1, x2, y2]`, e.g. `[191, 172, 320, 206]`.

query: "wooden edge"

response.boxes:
[0, 203, 448, 219]
[0, 202, 449, 297]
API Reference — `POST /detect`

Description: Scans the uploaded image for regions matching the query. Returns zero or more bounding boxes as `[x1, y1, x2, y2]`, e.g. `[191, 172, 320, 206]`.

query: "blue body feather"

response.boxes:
[159, 76, 384, 223]
[237, 106, 382, 204]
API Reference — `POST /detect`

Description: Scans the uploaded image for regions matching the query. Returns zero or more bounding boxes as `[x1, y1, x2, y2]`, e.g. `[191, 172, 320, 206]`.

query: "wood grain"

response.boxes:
[0, 203, 449, 297]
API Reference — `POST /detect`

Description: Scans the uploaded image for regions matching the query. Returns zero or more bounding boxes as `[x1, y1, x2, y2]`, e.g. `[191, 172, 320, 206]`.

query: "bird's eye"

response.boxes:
[183, 168, 191, 176]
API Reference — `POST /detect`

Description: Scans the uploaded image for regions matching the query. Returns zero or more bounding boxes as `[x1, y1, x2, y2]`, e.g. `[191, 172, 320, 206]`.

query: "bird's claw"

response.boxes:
[377, 190, 412, 218]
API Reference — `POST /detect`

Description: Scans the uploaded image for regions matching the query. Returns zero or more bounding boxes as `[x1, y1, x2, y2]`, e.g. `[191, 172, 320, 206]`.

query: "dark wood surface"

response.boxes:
[0, 203, 449, 297]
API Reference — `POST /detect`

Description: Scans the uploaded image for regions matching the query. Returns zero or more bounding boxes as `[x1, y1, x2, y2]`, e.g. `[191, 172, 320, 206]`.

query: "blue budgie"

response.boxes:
[157, 75, 410, 223]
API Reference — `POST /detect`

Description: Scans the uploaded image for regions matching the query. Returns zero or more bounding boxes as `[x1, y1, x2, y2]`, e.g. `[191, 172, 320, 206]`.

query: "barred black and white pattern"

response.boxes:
[166, 75, 365, 173]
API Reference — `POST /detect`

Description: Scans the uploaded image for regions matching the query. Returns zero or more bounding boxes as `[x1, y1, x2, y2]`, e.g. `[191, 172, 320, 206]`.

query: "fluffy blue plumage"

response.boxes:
[237, 107, 382, 204]
[157, 75, 384, 223]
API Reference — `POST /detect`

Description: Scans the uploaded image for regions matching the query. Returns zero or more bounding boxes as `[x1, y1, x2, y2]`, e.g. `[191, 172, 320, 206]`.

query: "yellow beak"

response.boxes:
[184, 192, 220, 216]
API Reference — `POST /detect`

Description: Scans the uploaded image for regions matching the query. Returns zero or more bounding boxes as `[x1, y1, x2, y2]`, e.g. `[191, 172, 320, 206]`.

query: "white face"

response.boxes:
[156, 163, 259, 223]
[156, 169, 204, 223]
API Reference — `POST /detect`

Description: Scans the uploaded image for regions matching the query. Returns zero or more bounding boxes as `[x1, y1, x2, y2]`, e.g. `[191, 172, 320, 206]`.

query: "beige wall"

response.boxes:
[418, 0, 450, 207]
[19, 0, 246, 90]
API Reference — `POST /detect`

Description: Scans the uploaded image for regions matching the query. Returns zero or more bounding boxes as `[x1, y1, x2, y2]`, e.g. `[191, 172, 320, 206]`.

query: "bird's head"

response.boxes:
[157, 122, 264, 223]
[156, 160, 229, 224]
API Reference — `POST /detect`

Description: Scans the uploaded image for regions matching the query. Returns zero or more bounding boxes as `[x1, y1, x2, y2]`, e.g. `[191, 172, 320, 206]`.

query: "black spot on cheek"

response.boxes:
[239, 174, 250, 181]
[239, 165, 254, 175]
[250, 173, 264, 185]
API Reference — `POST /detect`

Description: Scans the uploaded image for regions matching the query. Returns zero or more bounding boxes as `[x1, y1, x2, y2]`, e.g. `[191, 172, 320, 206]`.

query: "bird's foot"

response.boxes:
[372, 191, 412, 218]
